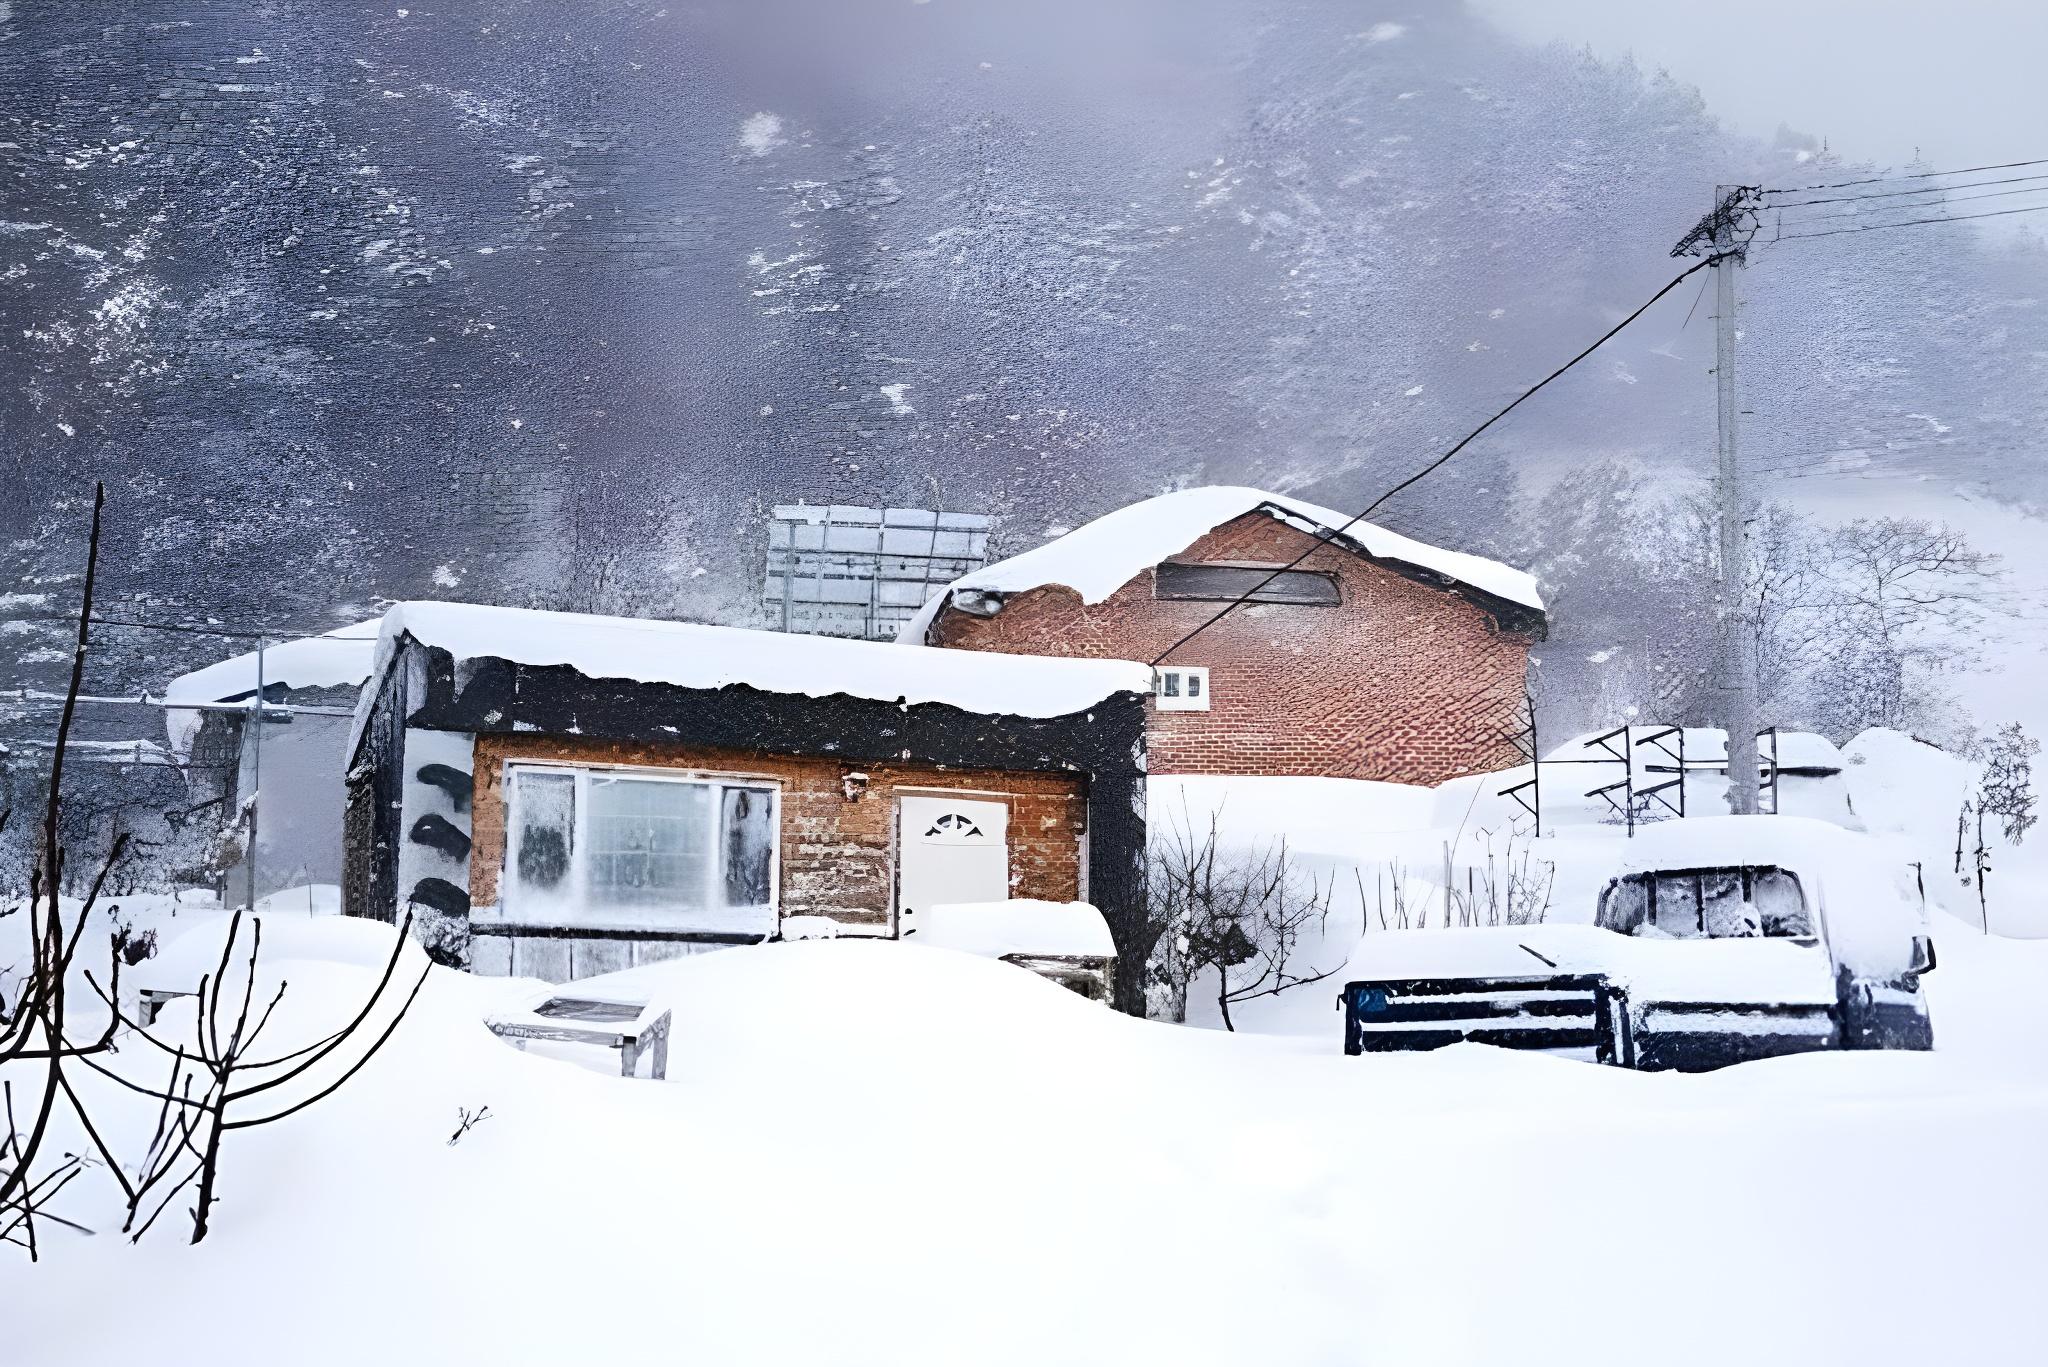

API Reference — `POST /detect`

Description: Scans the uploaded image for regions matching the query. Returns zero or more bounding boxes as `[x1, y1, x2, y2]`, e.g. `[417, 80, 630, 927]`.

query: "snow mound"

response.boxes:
[134, 912, 425, 995]
[351, 601, 1152, 758]
[910, 899, 1115, 959]
[897, 485, 1543, 642]
[546, 939, 1129, 1076]
[1152, 773, 1435, 855]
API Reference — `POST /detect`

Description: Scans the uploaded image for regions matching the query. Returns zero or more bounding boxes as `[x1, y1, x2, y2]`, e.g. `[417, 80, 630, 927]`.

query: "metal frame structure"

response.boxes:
[1500, 721, 1784, 837]
[764, 504, 993, 641]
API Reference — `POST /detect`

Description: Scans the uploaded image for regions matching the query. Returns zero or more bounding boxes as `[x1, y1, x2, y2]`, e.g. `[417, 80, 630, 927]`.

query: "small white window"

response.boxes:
[1154, 666, 1210, 712]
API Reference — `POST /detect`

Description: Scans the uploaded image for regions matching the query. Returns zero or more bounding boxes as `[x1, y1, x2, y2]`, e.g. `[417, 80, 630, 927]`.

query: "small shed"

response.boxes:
[342, 603, 1154, 1007]
[162, 620, 380, 899]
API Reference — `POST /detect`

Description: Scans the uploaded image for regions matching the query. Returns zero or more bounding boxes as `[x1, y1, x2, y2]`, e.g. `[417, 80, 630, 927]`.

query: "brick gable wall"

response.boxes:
[929, 512, 1532, 784]
[468, 733, 1087, 931]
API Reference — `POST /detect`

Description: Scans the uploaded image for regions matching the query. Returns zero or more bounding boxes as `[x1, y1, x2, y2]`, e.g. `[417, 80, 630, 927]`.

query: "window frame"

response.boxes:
[501, 760, 782, 932]
[1153, 665, 1211, 712]
[1152, 560, 1342, 607]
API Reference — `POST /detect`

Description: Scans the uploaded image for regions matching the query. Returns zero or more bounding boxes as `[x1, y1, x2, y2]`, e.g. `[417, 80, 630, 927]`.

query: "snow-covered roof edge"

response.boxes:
[347, 601, 1154, 762]
[163, 618, 382, 760]
[896, 486, 1545, 644]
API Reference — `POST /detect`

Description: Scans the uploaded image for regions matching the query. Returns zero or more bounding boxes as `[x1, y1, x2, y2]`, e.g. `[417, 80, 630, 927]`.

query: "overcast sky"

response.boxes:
[1472, 0, 2048, 173]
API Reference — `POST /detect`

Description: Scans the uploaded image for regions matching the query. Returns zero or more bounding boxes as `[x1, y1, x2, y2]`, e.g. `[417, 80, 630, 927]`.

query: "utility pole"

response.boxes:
[245, 634, 264, 912]
[1673, 186, 1763, 815]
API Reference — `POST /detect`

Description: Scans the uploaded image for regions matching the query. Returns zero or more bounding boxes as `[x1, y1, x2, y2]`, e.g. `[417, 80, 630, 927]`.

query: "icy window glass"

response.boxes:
[513, 771, 574, 894]
[585, 777, 713, 909]
[1753, 870, 1812, 937]
[722, 787, 774, 908]
[1597, 875, 1650, 934]
[1698, 870, 1757, 937]
[504, 767, 779, 930]
[1600, 867, 1811, 941]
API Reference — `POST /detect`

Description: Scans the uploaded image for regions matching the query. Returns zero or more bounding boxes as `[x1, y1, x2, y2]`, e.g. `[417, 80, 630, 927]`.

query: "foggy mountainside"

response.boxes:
[5, 1, 2047, 803]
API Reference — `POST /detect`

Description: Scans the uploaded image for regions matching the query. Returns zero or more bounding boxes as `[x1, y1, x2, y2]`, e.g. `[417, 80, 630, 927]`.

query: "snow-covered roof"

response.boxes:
[351, 602, 1153, 756]
[897, 485, 1544, 643]
[911, 899, 1117, 960]
[163, 618, 381, 759]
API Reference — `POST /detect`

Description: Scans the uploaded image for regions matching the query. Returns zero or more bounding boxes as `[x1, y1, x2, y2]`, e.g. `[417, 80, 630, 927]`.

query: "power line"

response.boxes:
[1763, 156, 2048, 196]
[1, 613, 307, 641]
[1765, 170, 2048, 211]
[1769, 182, 2048, 226]
[1149, 253, 1730, 666]
[1774, 201, 2048, 242]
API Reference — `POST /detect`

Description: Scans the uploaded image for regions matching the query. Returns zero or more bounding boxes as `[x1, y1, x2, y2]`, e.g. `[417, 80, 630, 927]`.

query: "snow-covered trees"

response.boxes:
[1520, 467, 2008, 746]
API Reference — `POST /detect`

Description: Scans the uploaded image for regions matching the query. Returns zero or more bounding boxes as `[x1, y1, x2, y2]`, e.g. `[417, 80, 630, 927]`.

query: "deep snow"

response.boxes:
[6, 926, 2046, 1367]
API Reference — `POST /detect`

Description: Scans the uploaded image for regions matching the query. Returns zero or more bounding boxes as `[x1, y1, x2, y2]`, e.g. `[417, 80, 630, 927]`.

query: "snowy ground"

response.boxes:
[11, 735, 2048, 1364]
[6, 912, 2048, 1366]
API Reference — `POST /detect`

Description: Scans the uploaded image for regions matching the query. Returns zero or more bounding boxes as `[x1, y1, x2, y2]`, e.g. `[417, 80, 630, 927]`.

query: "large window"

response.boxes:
[1597, 866, 1812, 940]
[504, 765, 778, 933]
[1154, 561, 1340, 606]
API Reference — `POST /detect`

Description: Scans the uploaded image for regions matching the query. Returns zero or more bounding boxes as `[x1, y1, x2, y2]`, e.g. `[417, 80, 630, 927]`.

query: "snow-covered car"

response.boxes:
[1341, 817, 1936, 1071]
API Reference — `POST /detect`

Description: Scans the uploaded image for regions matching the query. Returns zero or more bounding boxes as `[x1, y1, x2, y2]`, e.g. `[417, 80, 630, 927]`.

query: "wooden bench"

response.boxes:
[485, 995, 672, 1080]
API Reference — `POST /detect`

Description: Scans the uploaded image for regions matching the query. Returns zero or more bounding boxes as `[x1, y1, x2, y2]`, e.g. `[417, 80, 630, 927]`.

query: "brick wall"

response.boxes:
[468, 733, 1087, 932]
[930, 512, 1533, 784]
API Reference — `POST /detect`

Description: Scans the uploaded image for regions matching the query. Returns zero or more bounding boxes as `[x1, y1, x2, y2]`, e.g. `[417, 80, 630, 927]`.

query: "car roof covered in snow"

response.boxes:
[162, 618, 382, 758]
[350, 601, 1154, 756]
[897, 485, 1544, 643]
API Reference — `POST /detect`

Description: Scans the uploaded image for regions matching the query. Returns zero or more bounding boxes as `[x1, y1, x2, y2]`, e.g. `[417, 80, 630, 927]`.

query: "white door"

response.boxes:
[898, 796, 1010, 931]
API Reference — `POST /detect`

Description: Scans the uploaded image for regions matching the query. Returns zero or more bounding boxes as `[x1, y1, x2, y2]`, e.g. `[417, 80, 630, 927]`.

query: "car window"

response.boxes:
[1598, 866, 1811, 940]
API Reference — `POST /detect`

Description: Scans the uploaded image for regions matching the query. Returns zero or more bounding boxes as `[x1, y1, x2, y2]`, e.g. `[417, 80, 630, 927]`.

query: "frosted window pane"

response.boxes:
[1755, 870, 1812, 937]
[722, 787, 774, 907]
[1597, 875, 1650, 935]
[585, 778, 711, 909]
[513, 772, 574, 895]
[1699, 870, 1756, 937]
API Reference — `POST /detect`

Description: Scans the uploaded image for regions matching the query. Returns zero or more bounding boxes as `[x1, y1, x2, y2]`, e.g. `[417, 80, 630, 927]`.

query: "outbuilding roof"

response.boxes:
[349, 601, 1154, 758]
[163, 618, 381, 758]
[898, 485, 1544, 643]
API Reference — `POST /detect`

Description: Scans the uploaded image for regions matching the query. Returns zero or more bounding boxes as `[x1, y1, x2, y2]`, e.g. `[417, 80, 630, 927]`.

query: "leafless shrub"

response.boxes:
[75, 908, 429, 1244]
[448, 1105, 492, 1146]
[1147, 804, 1340, 1031]
[1, 486, 134, 1259]
[1443, 828, 1555, 928]
[5, 487, 429, 1254]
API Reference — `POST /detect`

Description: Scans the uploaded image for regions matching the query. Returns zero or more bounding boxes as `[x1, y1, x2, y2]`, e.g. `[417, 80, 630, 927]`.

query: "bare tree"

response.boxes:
[1975, 722, 2038, 845]
[1147, 805, 1340, 1031]
[5, 487, 429, 1254]
[73, 908, 429, 1244]
[1, 485, 133, 1259]
[1823, 516, 2003, 651]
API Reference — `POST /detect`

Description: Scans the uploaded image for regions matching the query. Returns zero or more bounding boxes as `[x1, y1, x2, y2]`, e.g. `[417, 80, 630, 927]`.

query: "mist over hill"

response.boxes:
[5, 0, 2046, 822]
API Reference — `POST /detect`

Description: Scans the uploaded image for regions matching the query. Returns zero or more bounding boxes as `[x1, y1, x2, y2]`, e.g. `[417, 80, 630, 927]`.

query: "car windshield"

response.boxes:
[1597, 866, 1812, 939]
